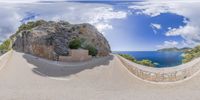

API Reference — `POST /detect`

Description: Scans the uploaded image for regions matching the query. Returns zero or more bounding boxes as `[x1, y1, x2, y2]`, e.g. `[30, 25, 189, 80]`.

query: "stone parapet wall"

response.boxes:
[117, 55, 200, 82]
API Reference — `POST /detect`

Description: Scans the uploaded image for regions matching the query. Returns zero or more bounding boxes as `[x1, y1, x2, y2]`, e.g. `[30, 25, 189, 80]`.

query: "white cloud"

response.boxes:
[151, 23, 161, 29]
[95, 23, 113, 33]
[157, 40, 179, 49]
[166, 25, 199, 37]
[0, 2, 127, 43]
[0, 0, 63, 3]
[150, 23, 161, 34]
[18, 3, 127, 32]
[0, 5, 22, 43]
[129, 1, 200, 47]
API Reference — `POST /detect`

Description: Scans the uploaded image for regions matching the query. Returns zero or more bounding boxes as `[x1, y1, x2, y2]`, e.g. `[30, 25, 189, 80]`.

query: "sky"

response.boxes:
[0, 0, 200, 51]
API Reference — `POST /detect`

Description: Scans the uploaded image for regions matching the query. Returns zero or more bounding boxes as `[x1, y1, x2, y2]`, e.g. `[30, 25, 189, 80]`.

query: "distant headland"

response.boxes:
[157, 47, 191, 52]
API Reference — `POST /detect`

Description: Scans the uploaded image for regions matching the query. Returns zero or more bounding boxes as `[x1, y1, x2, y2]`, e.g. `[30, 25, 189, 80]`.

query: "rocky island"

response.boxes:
[8, 20, 111, 60]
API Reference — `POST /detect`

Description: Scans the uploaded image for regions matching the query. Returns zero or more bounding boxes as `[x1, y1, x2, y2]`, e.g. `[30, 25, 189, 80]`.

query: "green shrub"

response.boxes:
[83, 44, 98, 56]
[68, 37, 98, 56]
[182, 45, 200, 63]
[119, 54, 136, 62]
[0, 39, 12, 52]
[137, 59, 155, 67]
[69, 38, 81, 49]
[16, 20, 43, 34]
[182, 52, 195, 63]
[119, 54, 155, 67]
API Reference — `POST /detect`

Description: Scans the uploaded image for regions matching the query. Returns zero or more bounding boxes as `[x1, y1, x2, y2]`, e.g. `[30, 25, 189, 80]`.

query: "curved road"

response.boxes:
[0, 51, 200, 100]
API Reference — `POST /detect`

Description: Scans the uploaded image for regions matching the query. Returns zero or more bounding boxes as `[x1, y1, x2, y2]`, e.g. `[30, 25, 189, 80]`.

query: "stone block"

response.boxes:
[59, 49, 92, 62]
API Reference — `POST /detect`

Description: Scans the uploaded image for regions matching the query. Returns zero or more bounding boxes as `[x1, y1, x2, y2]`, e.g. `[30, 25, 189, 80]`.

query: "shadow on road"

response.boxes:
[23, 54, 114, 77]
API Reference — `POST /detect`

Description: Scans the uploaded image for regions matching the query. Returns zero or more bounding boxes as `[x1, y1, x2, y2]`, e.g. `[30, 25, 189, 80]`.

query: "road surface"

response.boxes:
[0, 51, 200, 100]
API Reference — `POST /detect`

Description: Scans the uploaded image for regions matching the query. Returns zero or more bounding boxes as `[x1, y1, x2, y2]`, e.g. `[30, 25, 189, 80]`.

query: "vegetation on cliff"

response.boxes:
[82, 44, 97, 56]
[119, 54, 136, 62]
[137, 59, 155, 67]
[119, 54, 155, 67]
[10, 20, 45, 42]
[16, 20, 43, 34]
[0, 39, 12, 54]
[0, 21, 40, 54]
[182, 45, 200, 63]
[10, 20, 110, 60]
[69, 37, 98, 56]
[69, 38, 82, 49]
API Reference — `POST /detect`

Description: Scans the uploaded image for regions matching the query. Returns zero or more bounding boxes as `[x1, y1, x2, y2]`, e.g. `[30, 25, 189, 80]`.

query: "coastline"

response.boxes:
[117, 54, 200, 83]
[114, 51, 183, 67]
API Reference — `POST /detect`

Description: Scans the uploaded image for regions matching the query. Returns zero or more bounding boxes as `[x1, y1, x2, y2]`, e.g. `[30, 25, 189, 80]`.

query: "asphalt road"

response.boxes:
[0, 51, 200, 100]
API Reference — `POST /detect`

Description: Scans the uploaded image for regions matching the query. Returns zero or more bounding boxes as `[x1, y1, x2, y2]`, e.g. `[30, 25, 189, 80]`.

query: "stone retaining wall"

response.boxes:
[117, 55, 200, 82]
[59, 49, 92, 62]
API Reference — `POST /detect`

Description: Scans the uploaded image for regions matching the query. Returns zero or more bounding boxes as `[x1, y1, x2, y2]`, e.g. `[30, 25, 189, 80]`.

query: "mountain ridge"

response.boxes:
[157, 47, 191, 52]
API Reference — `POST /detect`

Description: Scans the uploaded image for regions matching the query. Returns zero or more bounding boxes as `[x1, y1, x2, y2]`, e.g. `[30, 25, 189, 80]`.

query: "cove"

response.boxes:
[114, 51, 183, 68]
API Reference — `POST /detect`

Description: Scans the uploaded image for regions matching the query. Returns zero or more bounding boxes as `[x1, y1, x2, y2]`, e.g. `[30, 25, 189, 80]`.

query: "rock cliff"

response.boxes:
[11, 20, 111, 60]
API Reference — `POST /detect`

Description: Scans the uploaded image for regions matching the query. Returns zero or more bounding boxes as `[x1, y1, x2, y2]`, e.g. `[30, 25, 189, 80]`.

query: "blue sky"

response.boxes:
[106, 11, 186, 51]
[1, 0, 200, 51]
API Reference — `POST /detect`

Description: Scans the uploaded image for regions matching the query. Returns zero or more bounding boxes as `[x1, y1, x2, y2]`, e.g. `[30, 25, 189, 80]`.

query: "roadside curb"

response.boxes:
[0, 50, 13, 72]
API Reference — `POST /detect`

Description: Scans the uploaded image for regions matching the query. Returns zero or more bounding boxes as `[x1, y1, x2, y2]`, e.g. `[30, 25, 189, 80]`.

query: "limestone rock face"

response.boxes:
[12, 20, 111, 60]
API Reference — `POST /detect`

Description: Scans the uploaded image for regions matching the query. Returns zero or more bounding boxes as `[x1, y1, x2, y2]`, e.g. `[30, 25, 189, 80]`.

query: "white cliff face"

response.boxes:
[12, 20, 111, 60]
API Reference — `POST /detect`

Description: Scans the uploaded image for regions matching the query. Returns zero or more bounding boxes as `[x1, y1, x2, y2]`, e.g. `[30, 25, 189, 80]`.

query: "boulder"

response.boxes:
[12, 20, 111, 60]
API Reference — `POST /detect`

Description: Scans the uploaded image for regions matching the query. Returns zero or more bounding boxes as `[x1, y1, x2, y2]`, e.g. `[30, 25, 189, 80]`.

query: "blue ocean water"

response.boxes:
[114, 51, 183, 68]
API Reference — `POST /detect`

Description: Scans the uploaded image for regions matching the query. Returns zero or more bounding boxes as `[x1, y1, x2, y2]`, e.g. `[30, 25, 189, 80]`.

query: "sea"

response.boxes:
[114, 51, 184, 68]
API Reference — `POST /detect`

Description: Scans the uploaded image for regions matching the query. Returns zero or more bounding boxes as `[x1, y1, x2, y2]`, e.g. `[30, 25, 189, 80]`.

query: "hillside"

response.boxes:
[182, 46, 200, 63]
[157, 47, 191, 52]
[10, 20, 111, 60]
